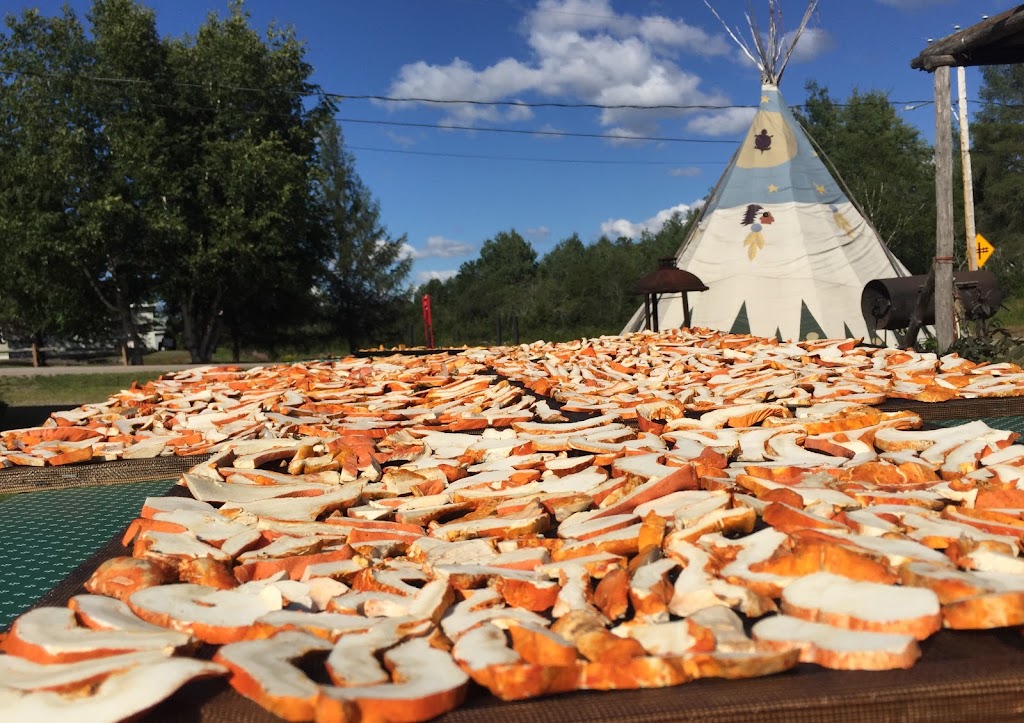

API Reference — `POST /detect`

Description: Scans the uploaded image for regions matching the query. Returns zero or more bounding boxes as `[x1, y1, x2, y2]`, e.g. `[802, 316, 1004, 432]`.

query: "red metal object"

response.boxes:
[421, 295, 435, 348]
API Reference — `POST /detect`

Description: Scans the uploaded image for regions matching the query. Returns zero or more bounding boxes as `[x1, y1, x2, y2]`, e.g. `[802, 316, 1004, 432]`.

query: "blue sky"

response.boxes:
[4, 0, 1011, 285]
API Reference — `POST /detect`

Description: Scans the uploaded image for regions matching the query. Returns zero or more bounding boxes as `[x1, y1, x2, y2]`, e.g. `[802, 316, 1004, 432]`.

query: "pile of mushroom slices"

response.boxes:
[0, 353, 534, 468]
[6, 388, 1024, 720]
[482, 329, 1024, 418]
[4, 328, 1024, 472]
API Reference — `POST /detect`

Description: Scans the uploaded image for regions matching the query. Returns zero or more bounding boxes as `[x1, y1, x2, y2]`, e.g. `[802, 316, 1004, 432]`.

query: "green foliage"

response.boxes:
[79, 0, 171, 363]
[0, 0, 352, 364]
[0, 8, 111, 349]
[972, 64, 1024, 298]
[157, 2, 329, 362]
[946, 327, 1024, 366]
[793, 82, 936, 274]
[410, 209, 699, 346]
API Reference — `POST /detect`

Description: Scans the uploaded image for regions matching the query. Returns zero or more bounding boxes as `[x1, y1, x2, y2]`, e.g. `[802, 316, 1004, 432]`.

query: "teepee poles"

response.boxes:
[703, 0, 819, 85]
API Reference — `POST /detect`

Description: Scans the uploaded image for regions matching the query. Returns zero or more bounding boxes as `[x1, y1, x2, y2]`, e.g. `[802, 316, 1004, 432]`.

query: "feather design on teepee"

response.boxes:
[830, 203, 856, 239]
[741, 204, 775, 261]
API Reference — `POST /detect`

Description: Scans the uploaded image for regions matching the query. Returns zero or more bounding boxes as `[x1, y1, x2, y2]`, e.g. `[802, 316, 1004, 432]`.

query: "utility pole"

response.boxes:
[958, 66, 978, 271]
[934, 66, 956, 352]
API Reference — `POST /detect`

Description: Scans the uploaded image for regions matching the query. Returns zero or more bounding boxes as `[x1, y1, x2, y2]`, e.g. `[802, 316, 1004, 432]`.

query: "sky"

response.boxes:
[3, 0, 1014, 286]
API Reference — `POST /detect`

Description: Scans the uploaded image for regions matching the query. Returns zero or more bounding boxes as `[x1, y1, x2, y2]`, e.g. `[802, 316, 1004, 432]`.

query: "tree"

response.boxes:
[154, 2, 329, 363]
[793, 82, 936, 274]
[972, 64, 1024, 297]
[316, 118, 411, 352]
[78, 0, 174, 364]
[446, 230, 538, 344]
[0, 8, 108, 365]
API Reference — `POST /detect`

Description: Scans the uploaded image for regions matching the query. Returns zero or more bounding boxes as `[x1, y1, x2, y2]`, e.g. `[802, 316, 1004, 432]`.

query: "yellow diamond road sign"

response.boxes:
[975, 233, 994, 268]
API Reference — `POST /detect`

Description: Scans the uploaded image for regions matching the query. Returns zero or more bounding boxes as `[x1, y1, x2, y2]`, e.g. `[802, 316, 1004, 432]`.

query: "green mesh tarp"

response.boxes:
[931, 415, 1024, 435]
[0, 479, 176, 629]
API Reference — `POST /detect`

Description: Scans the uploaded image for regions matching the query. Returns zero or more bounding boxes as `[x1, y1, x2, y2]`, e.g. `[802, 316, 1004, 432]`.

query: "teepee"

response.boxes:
[622, 1, 912, 345]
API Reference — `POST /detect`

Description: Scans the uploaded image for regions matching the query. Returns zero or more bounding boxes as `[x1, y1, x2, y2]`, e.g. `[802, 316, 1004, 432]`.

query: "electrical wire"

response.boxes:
[345, 144, 729, 165]
[1, 66, 964, 111]
[335, 116, 738, 144]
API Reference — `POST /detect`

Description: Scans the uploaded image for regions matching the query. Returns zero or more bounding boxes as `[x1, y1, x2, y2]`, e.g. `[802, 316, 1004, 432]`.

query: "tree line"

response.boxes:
[0, 0, 410, 365]
[2, 0, 1021, 361]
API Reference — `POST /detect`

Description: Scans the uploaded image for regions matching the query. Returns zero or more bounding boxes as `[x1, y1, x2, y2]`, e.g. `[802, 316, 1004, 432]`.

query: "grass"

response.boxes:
[0, 371, 168, 407]
[992, 296, 1024, 337]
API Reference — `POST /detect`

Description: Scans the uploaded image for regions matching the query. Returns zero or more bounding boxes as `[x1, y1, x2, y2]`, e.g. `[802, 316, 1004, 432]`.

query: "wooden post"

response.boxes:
[682, 293, 692, 328]
[643, 296, 651, 331]
[958, 66, 978, 271]
[652, 294, 660, 333]
[934, 66, 956, 352]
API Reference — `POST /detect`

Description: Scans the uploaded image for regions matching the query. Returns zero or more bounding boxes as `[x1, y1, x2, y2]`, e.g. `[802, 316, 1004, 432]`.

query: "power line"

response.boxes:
[3, 66, 964, 111]
[346, 145, 728, 165]
[336, 116, 737, 144]
[50, 92, 740, 146]
[329, 93, 757, 111]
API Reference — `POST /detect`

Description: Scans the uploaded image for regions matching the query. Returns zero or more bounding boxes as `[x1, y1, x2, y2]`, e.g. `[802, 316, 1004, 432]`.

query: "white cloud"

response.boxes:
[526, 0, 731, 54]
[416, 269, 457, 284]
[603, 126, 650, 145]
[533, 123, 566, 139]
[385, 0, 734, 136]
[385, 130, 416, 146]
[404, 236, 476, 259]
[525, 226, 552, 242]
[685, 106, 757, 137]
[782, 27, 835, 64]
[669, 166, 701, 177]
[601, 202, 694, 239]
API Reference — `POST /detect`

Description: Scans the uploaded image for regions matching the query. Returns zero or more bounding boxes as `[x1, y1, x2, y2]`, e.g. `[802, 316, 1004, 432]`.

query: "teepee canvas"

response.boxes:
[623, 1, 912, 344]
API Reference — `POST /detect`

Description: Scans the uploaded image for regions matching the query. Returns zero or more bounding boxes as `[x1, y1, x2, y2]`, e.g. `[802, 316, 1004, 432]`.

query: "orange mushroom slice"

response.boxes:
[781, 572, 941, 641]
[214, 630, 333, 721]
[0, 649, 170, 693]
[3, 606, 193, 664]
[316, 637, 469, 723]
[451, 622, 579, 701]
[128, 583, 283, 644]
[0, 654, 224, 719]
[83, 556, 176, 602]
[751, 615, 920, 670]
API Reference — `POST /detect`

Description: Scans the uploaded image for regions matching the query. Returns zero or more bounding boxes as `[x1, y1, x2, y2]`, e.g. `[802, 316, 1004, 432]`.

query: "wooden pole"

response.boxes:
[958, 66, 978, 271]
[934, 66, 956, 352]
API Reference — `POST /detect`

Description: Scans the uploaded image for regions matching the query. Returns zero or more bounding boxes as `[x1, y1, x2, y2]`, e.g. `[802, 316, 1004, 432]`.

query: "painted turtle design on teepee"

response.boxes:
[622, 0, 914, 346]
